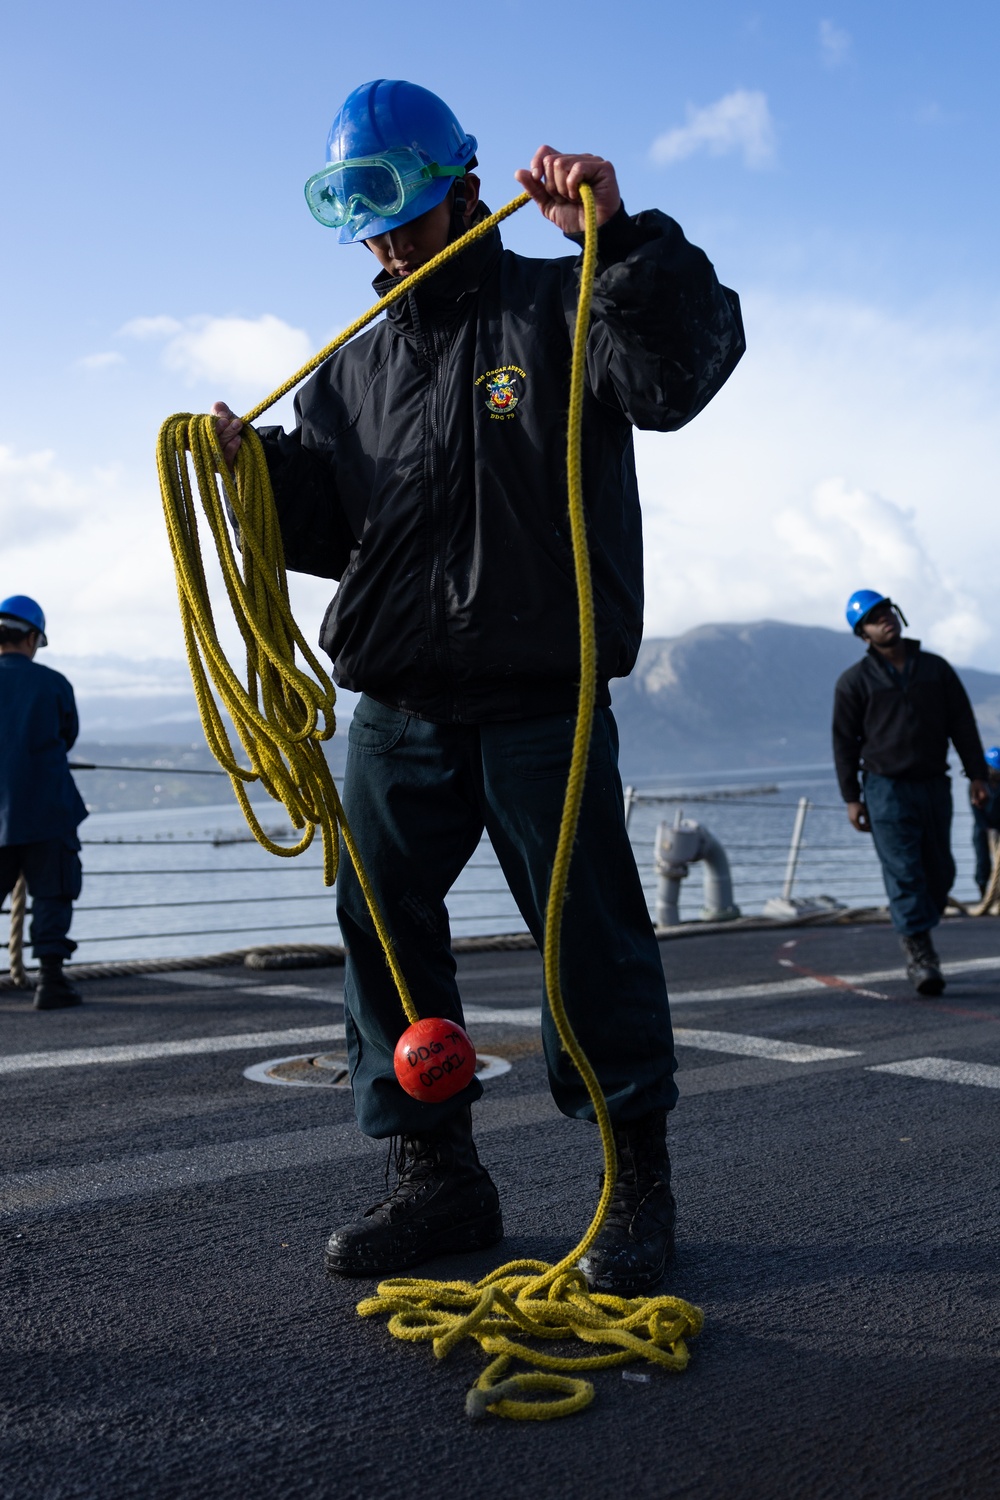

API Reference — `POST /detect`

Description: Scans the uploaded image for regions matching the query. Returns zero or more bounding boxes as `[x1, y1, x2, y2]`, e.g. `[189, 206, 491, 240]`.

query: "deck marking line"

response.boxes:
[669, 978, 827, 1005]
[153, 972, 245, 989]
[462, 1005, 542, 1027]
[238, 984, 343, 1002]
[0, 1092, 560, 1219]
[839, 956, 1000, 984]
[867, 1057, 1000, 1089]
[674, 1028, 860, 1063]
[0, 1026, 346, 1075]
[782, 956, 1000, 1021]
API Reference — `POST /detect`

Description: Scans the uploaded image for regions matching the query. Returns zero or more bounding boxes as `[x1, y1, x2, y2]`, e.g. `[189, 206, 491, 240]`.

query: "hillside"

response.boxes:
[611, 621, 1000, 777]
[45, 625, 1000, 796]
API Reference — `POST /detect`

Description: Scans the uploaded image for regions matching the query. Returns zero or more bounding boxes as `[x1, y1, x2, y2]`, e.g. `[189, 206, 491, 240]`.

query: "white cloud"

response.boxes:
[77, 351, 125, 371]
[819, 19, 851, 67]
[634, 289, 1000, 666]
[6, 289, 1000, 675]
[0, 442, 183, 656]
[120, 315, 183, 340]
[120, 312, 313, 393]
[773, 479, 989, 657]
[0, 445, 87, 545]
[650, 90, 775, 169]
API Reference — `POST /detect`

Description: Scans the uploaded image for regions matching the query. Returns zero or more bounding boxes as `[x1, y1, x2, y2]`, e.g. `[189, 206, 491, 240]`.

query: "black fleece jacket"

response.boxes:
[257, 204, 745, 723]
[832, 640, 988, 802]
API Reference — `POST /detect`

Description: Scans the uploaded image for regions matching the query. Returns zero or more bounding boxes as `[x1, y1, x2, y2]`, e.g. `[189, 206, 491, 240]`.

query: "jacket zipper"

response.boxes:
[422, 313, 455, 711]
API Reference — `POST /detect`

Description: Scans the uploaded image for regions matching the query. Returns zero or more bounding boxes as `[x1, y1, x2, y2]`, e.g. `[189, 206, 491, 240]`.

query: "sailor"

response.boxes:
[212, 80, 745, 1291]
[833, 591, 989, 995]
[972, 746, 1000, 898]
[0, 595, 87, 1009]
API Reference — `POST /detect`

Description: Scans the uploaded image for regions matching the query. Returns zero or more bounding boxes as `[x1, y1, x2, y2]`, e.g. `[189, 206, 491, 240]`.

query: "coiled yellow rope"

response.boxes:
[156, 182, 702, 1420]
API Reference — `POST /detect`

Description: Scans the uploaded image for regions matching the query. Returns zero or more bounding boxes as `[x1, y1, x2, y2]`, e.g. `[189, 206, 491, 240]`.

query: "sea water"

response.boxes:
[65, 763, 983, 964]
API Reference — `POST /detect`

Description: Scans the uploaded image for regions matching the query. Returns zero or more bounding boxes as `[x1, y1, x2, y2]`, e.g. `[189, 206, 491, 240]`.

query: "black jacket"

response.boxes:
[258, 205, 745, 723]
[832, 640, 988, 802]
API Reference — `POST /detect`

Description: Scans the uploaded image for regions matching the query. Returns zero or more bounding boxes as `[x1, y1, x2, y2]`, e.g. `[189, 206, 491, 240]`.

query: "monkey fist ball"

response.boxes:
[393, 1017, 477, 1103]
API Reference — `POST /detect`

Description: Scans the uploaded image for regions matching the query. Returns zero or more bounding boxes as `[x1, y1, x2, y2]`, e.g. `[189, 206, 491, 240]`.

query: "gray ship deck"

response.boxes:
[3, 915, 999, 1498]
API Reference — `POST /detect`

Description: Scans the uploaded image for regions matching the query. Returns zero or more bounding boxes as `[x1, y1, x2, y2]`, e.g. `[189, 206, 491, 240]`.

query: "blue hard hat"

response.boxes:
[0, 594, 46, 646]
[306, 79, 477, 245]
[845, 589, 902, 636]
[986, 747, 1000, 771]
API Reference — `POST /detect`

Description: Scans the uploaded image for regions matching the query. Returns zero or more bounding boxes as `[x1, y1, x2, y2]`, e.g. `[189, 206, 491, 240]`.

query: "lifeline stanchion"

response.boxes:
[156, 182, 702, 1420]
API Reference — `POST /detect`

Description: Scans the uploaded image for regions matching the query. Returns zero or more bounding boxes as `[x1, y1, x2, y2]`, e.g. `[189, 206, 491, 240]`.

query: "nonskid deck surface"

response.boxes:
[3, 918, 999, 1499]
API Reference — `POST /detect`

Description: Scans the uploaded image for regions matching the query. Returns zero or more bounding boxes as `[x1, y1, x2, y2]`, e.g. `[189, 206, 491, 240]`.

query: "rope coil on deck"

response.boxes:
[155, 183, 702, 1419]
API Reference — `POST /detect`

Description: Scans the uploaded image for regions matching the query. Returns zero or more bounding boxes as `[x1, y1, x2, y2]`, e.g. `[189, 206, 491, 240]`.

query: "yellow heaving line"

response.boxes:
[156, 183, 702, 1420]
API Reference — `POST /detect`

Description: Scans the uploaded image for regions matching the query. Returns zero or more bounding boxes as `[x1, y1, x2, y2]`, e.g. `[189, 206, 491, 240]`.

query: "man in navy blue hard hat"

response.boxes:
[212, 80, 745, 1293]
[833, 591, 989, 994]
[971, 746, 1000, 898]
[0, 596, 87, 1009]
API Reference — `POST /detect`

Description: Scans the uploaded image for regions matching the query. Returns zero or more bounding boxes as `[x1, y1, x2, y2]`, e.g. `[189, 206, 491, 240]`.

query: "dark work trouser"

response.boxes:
[971, 786, 1000, 894]
[337, 696, 677, 1138]
[0, 839, 82, 959]
[863, 772, 954, 936]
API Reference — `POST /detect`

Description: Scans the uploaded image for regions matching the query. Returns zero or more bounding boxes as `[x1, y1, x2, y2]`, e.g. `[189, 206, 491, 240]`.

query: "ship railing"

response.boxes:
[0, 766, 986, 970]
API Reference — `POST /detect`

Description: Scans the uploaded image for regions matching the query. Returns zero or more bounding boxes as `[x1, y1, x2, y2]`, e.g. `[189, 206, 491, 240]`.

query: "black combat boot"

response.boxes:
[324, 1108, 503, 1278]
[900, 931, 945, 996]
[32, 956, 83, 1011]
[577, 1110, 676, 1297]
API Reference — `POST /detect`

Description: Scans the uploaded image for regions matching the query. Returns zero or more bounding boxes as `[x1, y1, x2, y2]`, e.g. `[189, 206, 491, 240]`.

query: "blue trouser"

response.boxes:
[0, 838, 82, 959]
[863, 772, 954, 936]
[337, 696, 677, 1139]
[971, 786, 1000, 893]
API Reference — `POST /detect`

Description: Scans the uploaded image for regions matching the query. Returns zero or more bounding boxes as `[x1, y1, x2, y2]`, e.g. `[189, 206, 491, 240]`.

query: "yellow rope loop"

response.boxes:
[155, 180, 703, 1418]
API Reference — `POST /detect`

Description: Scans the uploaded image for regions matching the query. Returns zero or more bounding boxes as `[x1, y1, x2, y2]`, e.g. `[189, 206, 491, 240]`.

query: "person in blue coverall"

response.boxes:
[972, 746, 1000, 896]
[0, 595, 87, 1009]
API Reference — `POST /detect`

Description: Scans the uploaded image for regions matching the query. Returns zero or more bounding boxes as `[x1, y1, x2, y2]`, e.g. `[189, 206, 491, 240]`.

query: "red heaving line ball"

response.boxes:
[393, 1017, 477, 1103]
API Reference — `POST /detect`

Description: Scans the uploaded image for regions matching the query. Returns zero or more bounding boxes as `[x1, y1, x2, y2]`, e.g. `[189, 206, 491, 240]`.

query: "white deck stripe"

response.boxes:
[155, 972, 244, 988]
[463, 1005, 541, 1027]
[0, 1026, 345, 1075]
[674, 1027, 860, 1063]
[670, 978, 826, 1005]
[238, 984, 342, 1002]
[838, 956, 1000, 986]
[868, 1057, 1000, 1089]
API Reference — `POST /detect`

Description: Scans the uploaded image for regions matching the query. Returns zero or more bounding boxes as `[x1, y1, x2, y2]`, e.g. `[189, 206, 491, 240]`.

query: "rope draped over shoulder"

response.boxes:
[155, 182, 702, 1420]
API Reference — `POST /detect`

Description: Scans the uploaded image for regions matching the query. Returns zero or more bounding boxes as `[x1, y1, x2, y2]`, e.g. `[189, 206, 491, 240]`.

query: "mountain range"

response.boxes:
[610, 620, 1000, 776]
[48, 621, 1000, 785]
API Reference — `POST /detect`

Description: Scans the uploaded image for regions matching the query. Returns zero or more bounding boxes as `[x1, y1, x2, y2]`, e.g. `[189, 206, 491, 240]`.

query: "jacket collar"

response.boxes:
[866, 637, 920, 683]
[371, 209, 502, 338]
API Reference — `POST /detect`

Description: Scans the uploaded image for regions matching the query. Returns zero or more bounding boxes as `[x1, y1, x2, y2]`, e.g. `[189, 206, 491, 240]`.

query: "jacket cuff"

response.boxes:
[564, 203, 649, 266]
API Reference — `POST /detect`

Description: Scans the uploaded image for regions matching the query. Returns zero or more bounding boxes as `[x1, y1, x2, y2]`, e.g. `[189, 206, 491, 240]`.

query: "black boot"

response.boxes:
[577, 1110, 676, 1297]
[324, 1108, 503, 1278]
[900, 931, 945, 996]
[33, 956, 82, 1011]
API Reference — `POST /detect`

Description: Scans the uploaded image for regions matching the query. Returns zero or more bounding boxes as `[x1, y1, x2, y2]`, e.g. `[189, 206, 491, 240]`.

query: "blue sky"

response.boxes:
[2, 0, 999, 669]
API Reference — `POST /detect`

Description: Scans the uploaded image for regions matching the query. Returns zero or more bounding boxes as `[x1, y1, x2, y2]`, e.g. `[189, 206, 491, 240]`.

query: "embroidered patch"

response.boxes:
[475, 364, 527, 420]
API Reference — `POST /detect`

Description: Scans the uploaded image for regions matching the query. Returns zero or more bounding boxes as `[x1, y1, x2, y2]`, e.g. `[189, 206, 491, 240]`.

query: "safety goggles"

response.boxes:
[304, 148, 466, 232]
